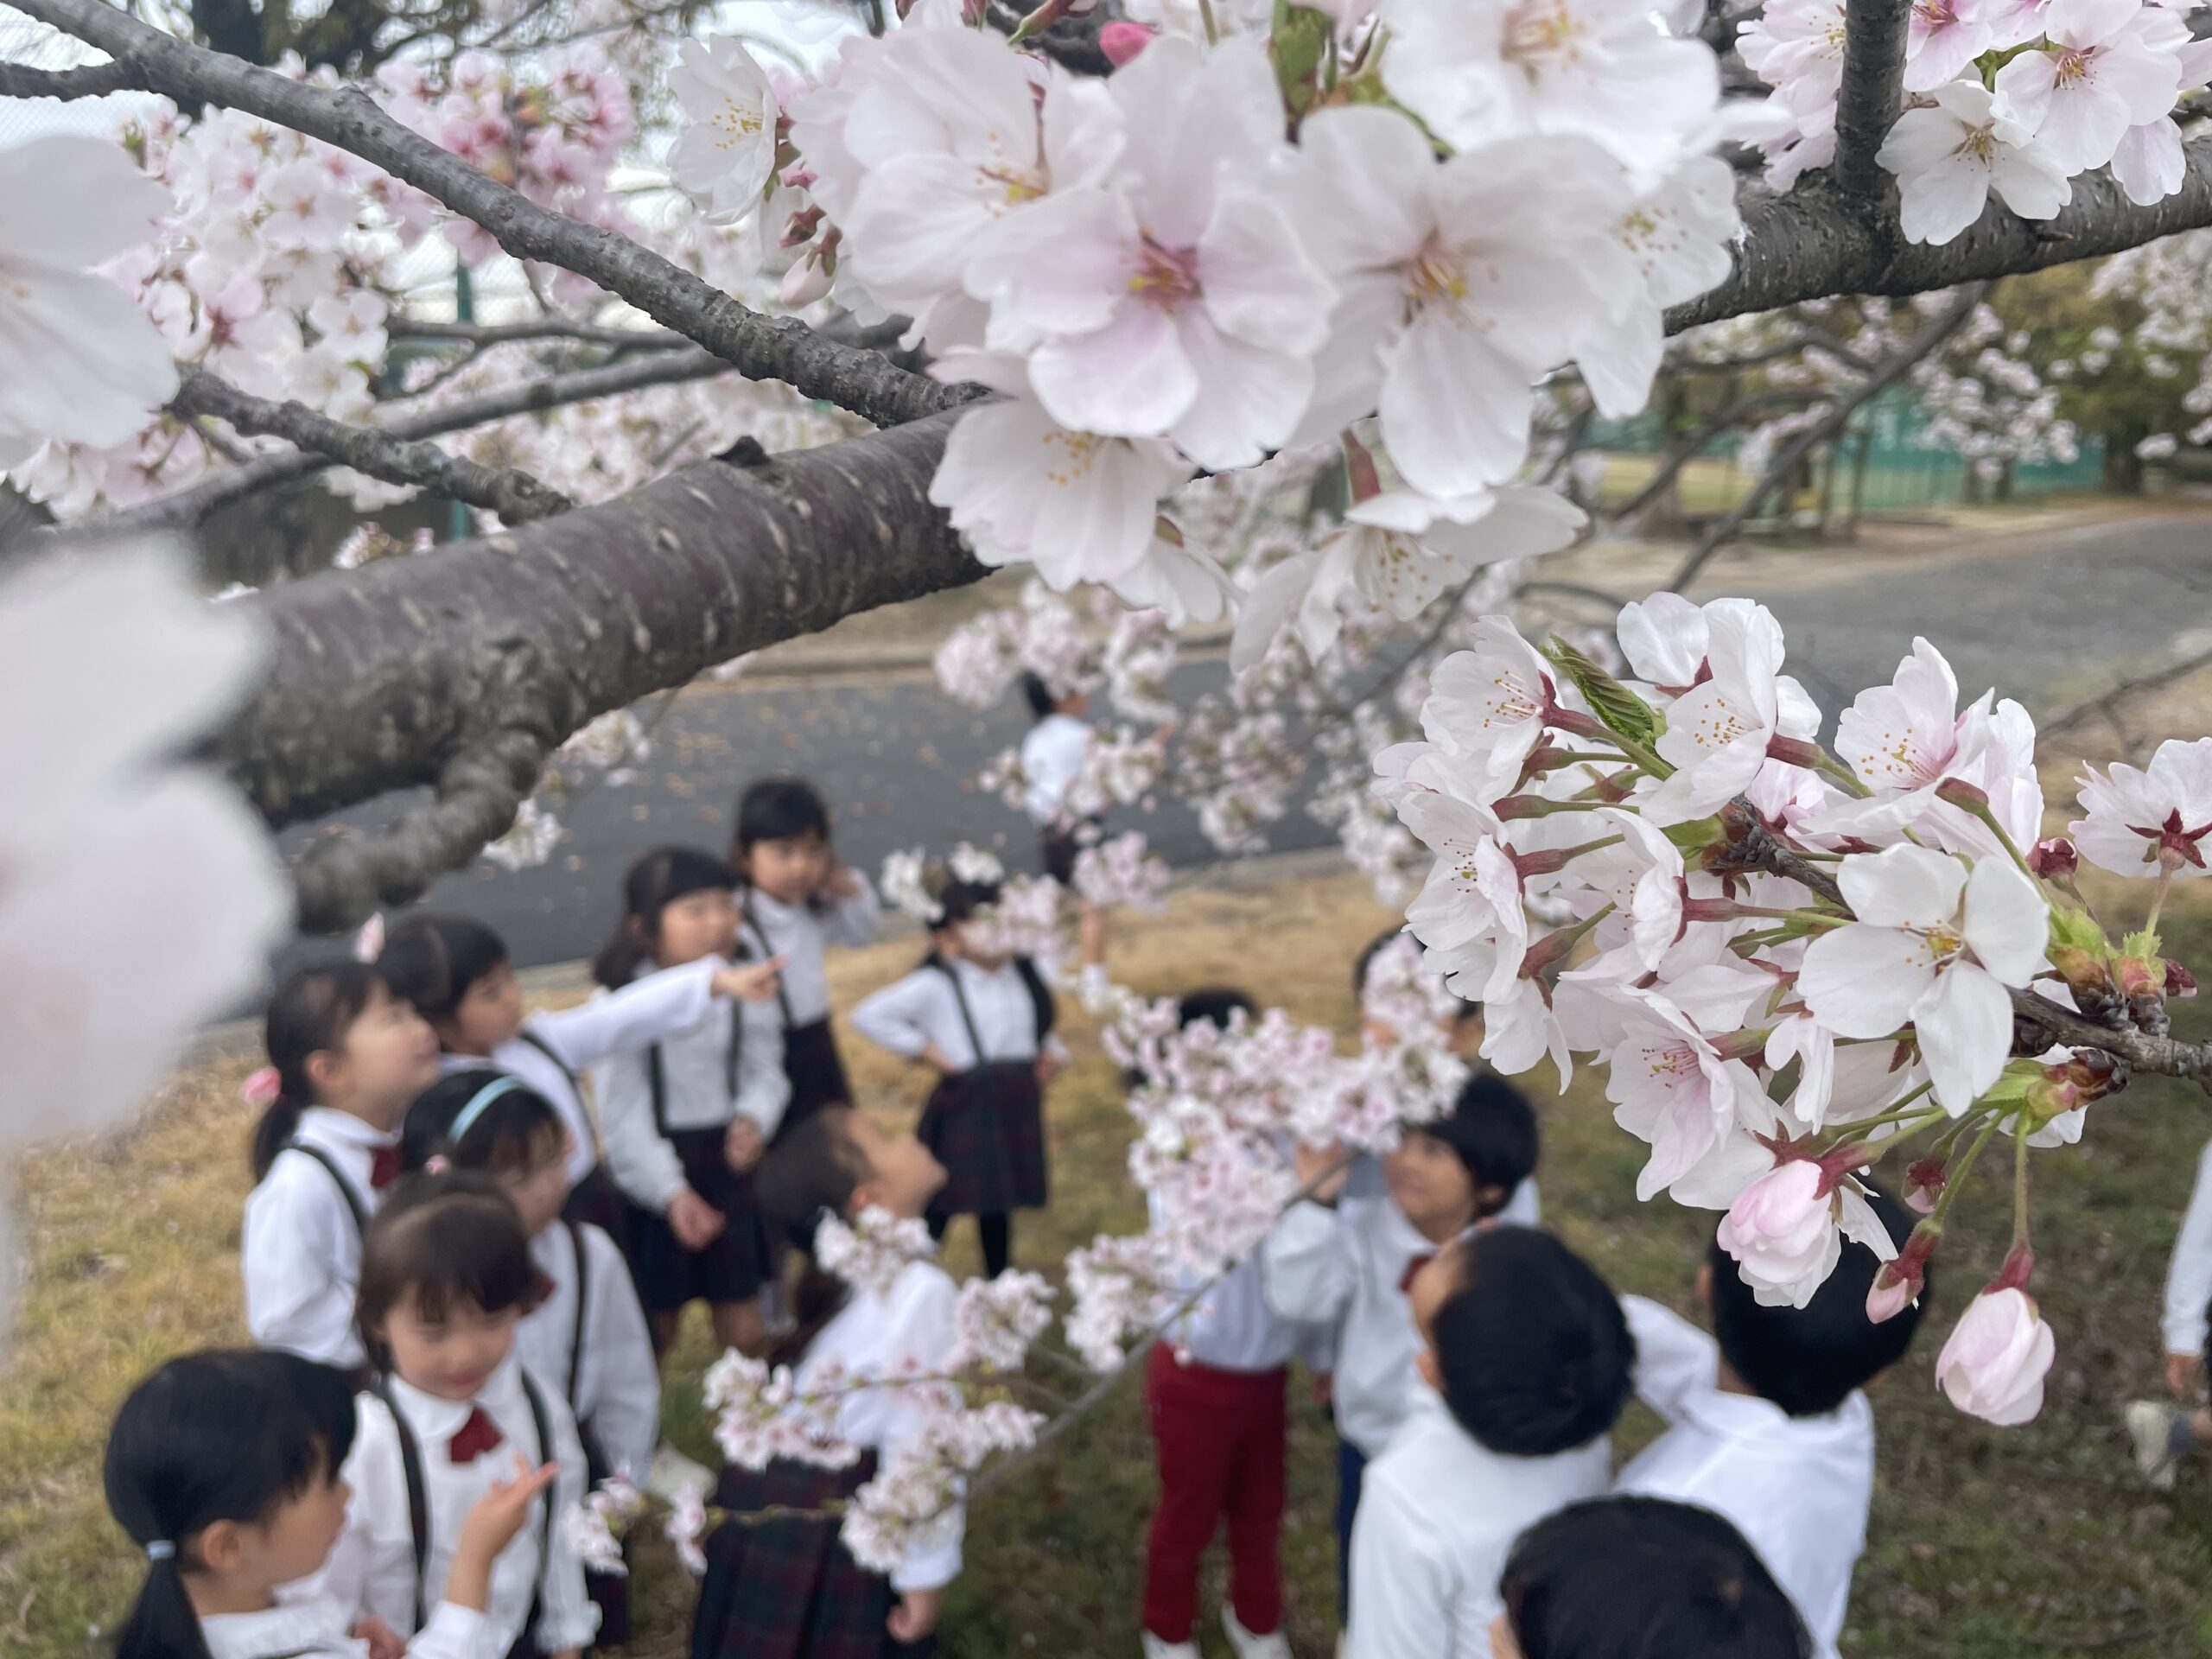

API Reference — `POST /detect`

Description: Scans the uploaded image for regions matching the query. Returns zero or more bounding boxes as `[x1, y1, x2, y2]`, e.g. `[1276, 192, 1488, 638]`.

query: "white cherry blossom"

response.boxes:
[1993, 0, 2183, 175]
[2070, 736, 2212, 878]
[668, 35, 782, 225]
[1603, 990, 1771, 1200]
[1905, 0, 1998, 91]
[1877, 80, 2070, 248]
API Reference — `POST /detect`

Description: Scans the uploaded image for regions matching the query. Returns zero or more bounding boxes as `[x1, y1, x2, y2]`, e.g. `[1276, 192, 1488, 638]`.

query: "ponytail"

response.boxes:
[594, 845, 735, 989]
[251, 961, 385, 1180]
[111, 1542, 207, 1659]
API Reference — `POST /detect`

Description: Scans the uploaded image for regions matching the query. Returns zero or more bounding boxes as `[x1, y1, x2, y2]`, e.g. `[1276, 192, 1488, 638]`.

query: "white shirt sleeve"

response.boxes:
[1346, 1474, 1464, 1659]
[590, 1044, 687, 1214]
[531, 1389, 601, 1654]
[1622, 1294, 1721, 1425]
[883, 1272, 965, 1594]
[2163, 1139, 2212, 1356]
[407, 1603, 499, 1659]
[583, 1226, 662, 1483]
[819, 872, 880, 948]
[1262, 1200, 1357, 1326]
[851, 970, 942, 1063]
[530, 957, 719, 1071]
[241, 1156, 357, 1365]
[733, 1000, 792, 1142]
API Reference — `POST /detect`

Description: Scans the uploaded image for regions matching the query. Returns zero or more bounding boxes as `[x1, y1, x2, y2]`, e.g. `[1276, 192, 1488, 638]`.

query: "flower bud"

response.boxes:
[1904, 1155, 1946, 1215]
[2028, 837, 2079, 878]
[2167, 958, 2198, 999]
[1935, 776, 1990, 812]
[1716, 1161, 1838, 1309]
[2116, 954, 2164, 1000]
[780, 249, 832, 308]
[1936, 1286, 2055, 1425]
[1098, 20, 1156, 65]
[1866, 1261, 1918, 1324]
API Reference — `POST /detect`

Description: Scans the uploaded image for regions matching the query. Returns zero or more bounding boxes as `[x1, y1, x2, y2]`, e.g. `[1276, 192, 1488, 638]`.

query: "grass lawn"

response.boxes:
[6, 870, 2212, 1658]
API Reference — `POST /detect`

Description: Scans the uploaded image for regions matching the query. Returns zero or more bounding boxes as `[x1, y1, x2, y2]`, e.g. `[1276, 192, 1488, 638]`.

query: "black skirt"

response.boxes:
[918, 1060, 1048, 1218]
[779, 1018, 854, 1135]
[692, 1452, 934, 1659]
[626, 1126, 769, 1314]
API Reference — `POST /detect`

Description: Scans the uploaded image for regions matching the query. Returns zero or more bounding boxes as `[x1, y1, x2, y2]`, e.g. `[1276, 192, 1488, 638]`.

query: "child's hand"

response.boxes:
[1034, 1051, 1064, 1089]
[670, 1187, 728, 1250]
[920, 1041, 960, 1077]
[725, 1119, 765, 1173]
[352, 1616, 404, 1659]
[887, 1586, 945, 1643]
[715, 957, 786, 1002]
[1309, 1371, 1335, 1408]
[821, 861, 862, 900]
[2169, 1351, 2202, 1398]
[1293, 1141, 1352, 1204]
[449, 1455, 559, 1609]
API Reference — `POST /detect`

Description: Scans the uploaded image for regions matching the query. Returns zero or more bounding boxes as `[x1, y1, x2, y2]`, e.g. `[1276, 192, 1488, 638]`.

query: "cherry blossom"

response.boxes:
[1603, 991, 1770, 1200]
[1641, 599, 1819, 823]
[815, 1206, 937, 1300]
[1904, 0, 1998, 92]
[1936, 1285, 2056, 1424]
[948, 1272, 1056, 1369]
[667, 36, 783, 224]
[1876, 81, 2070, 248]
[1717, 1160, 1841, 1307]
[1993, 0, 2183, 175]
[2070, 737, 2212, 879]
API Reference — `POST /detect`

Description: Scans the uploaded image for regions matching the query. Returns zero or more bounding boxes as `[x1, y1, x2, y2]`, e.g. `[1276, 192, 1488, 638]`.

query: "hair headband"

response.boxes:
[449, 1075, 524, 1146]
[145, 1540, 175, 1561]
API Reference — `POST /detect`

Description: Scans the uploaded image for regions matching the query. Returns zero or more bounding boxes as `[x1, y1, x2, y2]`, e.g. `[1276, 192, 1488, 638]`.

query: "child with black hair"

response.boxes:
[378, 910, 778, 1242]
[243, 961, 444, 1368]
[404, 1071, 659, 1645]
[850, 876, 1064, 1281]
[104, 1348, 556, 1659]
[1348, 1229, 1632, 1659]
[729, 776, 880, 1126]
[590, 846, 791, 1358]
[1262, 1071, 1541, 1618]
[692, 1106, 958, 1659]
[1616, 1184, 1926, 1659]
[1017, 671, 1110, 988]
[315, 1173, 598, 1659]
[1491, 1497, 1812, 1659]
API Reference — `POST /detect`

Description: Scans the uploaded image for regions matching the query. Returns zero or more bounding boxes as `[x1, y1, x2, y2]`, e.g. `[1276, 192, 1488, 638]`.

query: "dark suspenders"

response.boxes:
[930, 957, 1055, 1063]
[284, 1141, 370, 1237]
[564, 1219, 590, 1412]
[376, 1372, 559, 1637]
[517, 1029, 607, 1164]
[740, 894, 797, 1029]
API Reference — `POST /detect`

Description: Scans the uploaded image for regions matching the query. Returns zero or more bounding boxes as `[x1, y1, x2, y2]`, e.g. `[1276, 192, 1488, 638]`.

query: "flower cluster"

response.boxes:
[947, 1272, 1057, 1370]
[814, 1205, 937, 1300]
[1071, 832, 1172, 912]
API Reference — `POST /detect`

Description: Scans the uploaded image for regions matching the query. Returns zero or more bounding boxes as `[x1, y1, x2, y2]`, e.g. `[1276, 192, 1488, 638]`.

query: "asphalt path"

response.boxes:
[275, 511, 2212, 975]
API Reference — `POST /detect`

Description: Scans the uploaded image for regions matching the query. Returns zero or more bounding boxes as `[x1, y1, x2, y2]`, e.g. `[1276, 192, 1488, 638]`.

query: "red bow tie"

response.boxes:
[448, 1407, 505, 1465]
[369, 1145, 403, 1192]
[1399, 1251, 1435, 1296]
[528, 1269, 556, 1310]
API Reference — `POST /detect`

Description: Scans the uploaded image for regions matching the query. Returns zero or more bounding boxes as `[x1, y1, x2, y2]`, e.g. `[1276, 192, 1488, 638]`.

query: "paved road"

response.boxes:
[276, 511, 2212, 975]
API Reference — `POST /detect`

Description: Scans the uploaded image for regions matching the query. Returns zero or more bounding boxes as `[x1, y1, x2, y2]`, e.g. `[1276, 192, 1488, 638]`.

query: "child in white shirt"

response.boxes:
[104, 1347, 553, 1659]
[1348, 1229, 1630, 1659]
[317, 1175, 599, 1659]
[1491, 1496, 1812, 1659]
[1616, 1184, 1926, 1659]
[693, 1105, 964, 1659]
[729, 776, 880, 1126]
[2126, 1136, 2212, 1486]
[1262, 1071, 1540, 1617]
[1018, 671, 1109, 982]
[851, 874, 1064, 1281]
[243, 962, 444, 1370]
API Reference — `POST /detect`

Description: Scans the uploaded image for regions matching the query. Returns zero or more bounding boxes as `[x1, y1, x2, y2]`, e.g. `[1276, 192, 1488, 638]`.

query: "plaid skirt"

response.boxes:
[692, 1452, 899, 1659]
[919, 1061, 1047, 1219]
[1039, 814, 1103, 887]
[626, 1127, 770, 1315]
[779, 1018, 854, 1135]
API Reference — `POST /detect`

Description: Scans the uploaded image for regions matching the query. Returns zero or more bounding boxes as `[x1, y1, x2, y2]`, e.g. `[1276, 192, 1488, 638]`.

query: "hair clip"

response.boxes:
[425, 1154, 452, 1175]
[239, 1066, 281, 1108]
[145, 1541, 175, 1561]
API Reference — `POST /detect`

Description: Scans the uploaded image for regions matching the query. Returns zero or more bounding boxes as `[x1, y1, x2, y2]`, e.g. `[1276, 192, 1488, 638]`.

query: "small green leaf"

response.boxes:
[2047, 905, 2108, 957]
[1544, 635, 1662, 749]
[1269, 7, 1331, 109]
[2123, 926, 2163, 961]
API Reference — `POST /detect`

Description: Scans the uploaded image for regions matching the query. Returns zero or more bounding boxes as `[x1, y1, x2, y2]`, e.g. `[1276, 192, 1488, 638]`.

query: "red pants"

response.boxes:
[1141, 1345, 1287, 1643]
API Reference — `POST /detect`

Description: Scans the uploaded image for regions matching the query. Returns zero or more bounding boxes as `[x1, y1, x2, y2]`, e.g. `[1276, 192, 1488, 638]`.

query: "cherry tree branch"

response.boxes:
[1607, 387, 1826, 524]
[387, 317, 696, 351]
[168, 367, 576, 524]
[1831, 0, 1910, 202]
[16, 0, 969, 431]
[0, 57, 144, 98]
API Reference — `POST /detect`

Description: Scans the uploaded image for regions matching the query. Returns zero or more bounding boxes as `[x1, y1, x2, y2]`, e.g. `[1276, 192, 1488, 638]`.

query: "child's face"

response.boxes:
[652, 887, 740, 967]
[847, 1113, 945, 1220]
[442, 961, 524, 1055]
[492, 1127, 575, 1237]
[944, 919, 1010, 971]
[321, 982, 442, 1122]
[743, 832, 829, 906]
[251, 1451, 353, 1589]
[378, 1287, 520, 1401]
[1384, 1128, 1480, 1239]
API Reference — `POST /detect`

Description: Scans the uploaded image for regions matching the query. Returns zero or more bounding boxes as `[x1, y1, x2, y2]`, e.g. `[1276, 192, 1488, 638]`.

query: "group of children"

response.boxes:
[105, 755, 1942, 1659]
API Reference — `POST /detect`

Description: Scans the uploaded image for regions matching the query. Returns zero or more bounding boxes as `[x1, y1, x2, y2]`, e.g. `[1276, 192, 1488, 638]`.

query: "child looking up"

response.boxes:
[104, 1348, 554, 1659]
[851, 876, 1063, 1281]
[1616, 1185, 1925, 1659]
[1492, 1497, 1812, 1659]
[243, 961, 442, 1369]
[692, 1106, 958, 1659]
[1348, 1229, 1632, 1659]
[728, 777, 880, 1125]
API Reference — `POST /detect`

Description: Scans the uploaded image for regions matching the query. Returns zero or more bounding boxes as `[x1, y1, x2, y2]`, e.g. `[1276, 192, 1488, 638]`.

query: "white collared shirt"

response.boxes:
[741, 879, 880, 1028]
[242, 1107, 397, 1368]
[1019, 713, 1091, 826]
[2162, 1137, 2212, 1357]
[1348, 1385, 1611, 1659]
[799, 1257, 963, 1592]
[851, 957, 1057, 1072]
[591, 963, 789, 1214]
[439, 956, 723, 1185]
[1616, 1296, 1873, 1659]
[518, 1221, 659, 1484]
[204, 1596, 494, 1659]
[1148, 1183, 1317, 1375]
[315, 1355, 597, 1656]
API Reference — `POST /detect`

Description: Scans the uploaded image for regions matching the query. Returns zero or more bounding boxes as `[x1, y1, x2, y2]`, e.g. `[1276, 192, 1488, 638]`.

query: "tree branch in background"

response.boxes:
[17, 0, 969, 431]
[2039, 644, 2212, 739]
[1831, 0, 1910, 201]
[0, 57, 145, 99]
[1608, 386, 1826, 524]
[1664, 283, 1988, 591]
[387, 317, 698, 351]
[168, 368, 576, 524]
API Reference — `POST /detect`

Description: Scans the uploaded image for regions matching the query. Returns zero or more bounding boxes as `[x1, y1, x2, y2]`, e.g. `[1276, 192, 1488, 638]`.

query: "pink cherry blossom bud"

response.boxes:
[1904, 1155, 1946, 1215]
[2168, 958, 2199, 998]
[1099, 22, 1157, 66]
[2028, 837, 2078, 878]
[1934, 776, 1990, 812]
[1716, 1160, 1838, 1307]
[1935, 1287, 2054, 1426]
[780, 252, 832, 308]
[2116, 955, 2164, 1000]
[239, 1066, 282, 1108]
[1866, 1262, 1917, 1324]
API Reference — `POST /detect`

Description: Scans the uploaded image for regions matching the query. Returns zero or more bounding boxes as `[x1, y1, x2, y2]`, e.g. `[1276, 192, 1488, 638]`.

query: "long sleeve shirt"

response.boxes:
[316, 1355, 598, 1656]
[442, 956, 723, 1186]
[516, 1221, 659, 1484]
[591, 964, 789, 1213]
[241, 1107, 394, 1368]
[1147, 1185, 1316, 1374]
[800, 1257, 965, 1592]
[1615, 1296, 1873, 1659]
[850, 957, 1060, 1071]
[1019, 713, 1091, 826]
[2162, 1137, 2212, 1357]
[1347, 1384, 1611, 1659]
[741, 879, 880, 1027]
[203, 1596, 496, 1659]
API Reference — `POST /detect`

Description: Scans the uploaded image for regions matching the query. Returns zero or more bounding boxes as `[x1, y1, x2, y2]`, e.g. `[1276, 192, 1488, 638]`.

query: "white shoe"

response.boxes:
[645, 1440, 714, 1504]
[2126, 1399, 2183, 1491]
[1223, 1608, 1291, 1659]
[1141, 1633, 1198, 1659]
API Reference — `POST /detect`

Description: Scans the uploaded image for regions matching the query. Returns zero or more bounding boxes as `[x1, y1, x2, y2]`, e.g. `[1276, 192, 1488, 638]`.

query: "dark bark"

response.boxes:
[1831, 0, 1910, 203]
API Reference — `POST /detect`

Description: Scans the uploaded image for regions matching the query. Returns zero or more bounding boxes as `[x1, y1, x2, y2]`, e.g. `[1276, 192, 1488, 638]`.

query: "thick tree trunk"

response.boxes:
[2104, 429, 2148, 494]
